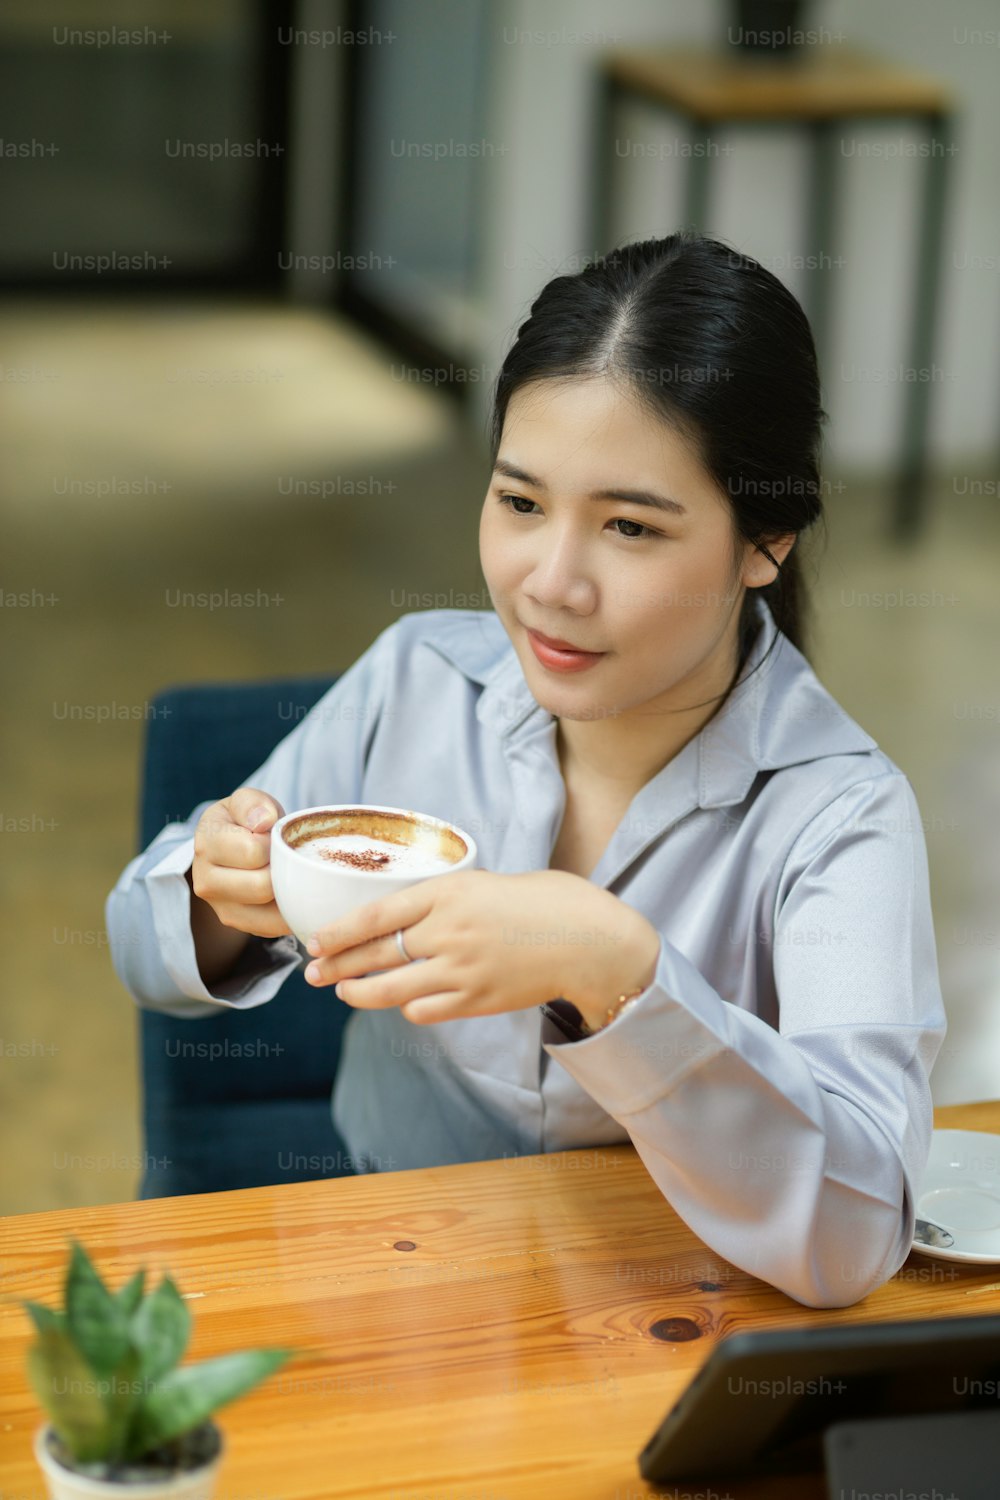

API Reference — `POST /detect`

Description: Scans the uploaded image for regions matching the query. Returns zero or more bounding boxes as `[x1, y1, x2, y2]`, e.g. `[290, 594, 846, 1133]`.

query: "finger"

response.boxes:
[307, 880, 441, 957]
[399, 994, 464, 1026]
[398, 987, 512, 1024]
[226, 787, 286, 834]
[191, 864, 277, 907]
[302, 928, 404, 985]
[197, 808, 273, 871]
[214, 900, 292, 940]
[320, 961, 452, 1011]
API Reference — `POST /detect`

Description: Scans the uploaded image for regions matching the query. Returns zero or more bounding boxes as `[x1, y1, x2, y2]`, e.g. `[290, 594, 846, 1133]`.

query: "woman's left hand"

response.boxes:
[302, 868, 658, 1026]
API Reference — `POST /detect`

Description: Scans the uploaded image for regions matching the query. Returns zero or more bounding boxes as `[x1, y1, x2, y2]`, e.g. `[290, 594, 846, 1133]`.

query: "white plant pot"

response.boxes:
[34, 1424, 224, 1500]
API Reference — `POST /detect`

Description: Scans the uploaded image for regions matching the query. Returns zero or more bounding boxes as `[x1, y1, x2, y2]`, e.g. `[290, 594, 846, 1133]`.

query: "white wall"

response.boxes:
[472, 0, 1000, 471]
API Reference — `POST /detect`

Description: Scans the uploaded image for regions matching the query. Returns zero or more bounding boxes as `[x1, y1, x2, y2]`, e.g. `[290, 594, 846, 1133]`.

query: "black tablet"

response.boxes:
[638, 1312, 1000, 1485]
[824, 1408, 1000, 1500]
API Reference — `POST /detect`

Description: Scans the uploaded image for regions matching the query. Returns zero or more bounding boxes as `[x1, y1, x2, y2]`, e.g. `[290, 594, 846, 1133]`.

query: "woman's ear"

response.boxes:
[740, 532, 797, 588]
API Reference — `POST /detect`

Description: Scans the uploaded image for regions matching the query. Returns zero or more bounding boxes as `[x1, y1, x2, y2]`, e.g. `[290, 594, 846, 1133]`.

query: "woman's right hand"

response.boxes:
[189, 787, 292, 943]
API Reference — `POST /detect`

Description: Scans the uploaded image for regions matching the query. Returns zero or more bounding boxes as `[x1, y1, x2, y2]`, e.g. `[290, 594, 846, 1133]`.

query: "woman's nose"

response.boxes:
[522, 536, 596, 611]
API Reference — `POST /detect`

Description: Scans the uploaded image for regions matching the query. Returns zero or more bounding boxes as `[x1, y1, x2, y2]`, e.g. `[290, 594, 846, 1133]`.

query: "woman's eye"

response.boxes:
[612, 518, 651, 540]
[496, 493, 657, 541]
[499, 493, 536, 516]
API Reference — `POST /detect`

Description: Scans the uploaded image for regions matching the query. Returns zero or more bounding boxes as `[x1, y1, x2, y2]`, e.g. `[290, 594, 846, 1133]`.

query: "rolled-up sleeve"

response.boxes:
[541, 772, 947, 1309]
[105, 622, 396, 1019]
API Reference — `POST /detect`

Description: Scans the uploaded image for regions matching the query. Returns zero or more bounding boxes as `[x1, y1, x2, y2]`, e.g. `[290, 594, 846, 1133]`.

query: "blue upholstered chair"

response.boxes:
[134, 673, 355, 1199]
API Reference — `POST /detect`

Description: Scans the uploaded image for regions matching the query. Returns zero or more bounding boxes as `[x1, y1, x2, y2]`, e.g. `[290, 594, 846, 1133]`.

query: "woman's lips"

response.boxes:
[525, 627, 606, 673]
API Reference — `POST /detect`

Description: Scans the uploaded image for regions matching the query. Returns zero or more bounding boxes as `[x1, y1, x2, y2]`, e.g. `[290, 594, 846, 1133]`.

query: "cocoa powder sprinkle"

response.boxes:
[317, 846, 393, 871]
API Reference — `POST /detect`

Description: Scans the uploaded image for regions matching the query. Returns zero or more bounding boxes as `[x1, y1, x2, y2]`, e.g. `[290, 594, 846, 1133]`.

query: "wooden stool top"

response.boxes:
[604, 44, 954, 122]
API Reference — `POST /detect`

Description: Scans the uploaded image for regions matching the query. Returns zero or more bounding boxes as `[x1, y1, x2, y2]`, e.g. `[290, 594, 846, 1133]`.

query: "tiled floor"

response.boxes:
[2, 299, 997, 1214]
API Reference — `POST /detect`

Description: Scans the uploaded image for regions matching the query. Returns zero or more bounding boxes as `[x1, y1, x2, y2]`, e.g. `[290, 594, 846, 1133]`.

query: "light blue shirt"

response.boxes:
[106, 594, 946, 1308]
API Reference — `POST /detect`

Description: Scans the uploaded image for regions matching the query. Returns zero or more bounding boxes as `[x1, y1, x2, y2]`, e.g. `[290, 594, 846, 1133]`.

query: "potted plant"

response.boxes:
[23, 1239, 292, 1499]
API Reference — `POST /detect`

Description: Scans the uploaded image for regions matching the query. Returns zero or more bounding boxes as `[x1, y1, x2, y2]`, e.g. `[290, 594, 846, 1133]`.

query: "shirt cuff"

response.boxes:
[540, 936, 734, 1115]
[147, 836, 303, 1009]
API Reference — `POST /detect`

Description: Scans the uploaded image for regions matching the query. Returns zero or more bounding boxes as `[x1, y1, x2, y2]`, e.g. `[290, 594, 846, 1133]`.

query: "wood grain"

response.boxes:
[1, 1102, 997, 1498]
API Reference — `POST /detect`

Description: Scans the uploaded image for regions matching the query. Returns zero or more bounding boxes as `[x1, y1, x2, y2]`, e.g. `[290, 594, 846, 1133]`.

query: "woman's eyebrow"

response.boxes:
[492, 458, 688, 517]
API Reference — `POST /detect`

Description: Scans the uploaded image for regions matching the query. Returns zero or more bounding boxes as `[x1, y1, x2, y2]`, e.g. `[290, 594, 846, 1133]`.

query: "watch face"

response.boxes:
[542, 1000, 590, 1040]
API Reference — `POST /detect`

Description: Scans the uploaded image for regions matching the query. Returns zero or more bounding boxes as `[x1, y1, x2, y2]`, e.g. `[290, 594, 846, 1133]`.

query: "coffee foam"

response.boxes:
[296, 833, 454, 876]
[282, 807, 467, 880]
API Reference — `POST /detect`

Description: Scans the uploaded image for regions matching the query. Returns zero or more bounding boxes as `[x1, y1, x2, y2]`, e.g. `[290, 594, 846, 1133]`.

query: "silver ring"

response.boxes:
[395, 928, 412, 963]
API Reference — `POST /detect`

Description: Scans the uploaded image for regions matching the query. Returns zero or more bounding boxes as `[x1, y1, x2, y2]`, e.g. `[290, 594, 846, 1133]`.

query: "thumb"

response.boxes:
[246, 805, 274, 832]
[230, 789, 285, 833]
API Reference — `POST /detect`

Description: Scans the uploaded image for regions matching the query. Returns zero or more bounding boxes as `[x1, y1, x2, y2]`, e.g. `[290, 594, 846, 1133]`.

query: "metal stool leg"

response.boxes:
[590, 71, 617, 257]
[893, 110, 955, 543]
[804, 119, 838, 382]
[684, 122, 713, 232]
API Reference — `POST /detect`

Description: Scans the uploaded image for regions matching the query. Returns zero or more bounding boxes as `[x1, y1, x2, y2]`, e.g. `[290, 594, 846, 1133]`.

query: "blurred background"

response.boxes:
[2, 0, 998, 1214]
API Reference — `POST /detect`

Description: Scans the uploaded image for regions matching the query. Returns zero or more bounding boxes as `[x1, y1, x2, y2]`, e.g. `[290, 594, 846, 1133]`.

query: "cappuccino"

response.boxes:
[269, 803, 478, 945]
[297, 833, 455, 877]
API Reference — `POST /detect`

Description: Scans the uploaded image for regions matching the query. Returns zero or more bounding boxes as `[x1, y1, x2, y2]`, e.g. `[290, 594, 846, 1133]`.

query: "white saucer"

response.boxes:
[911, 1129, 1000, 1263]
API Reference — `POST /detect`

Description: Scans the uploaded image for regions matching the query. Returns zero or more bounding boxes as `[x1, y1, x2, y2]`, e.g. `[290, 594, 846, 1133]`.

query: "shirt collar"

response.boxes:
[419, 596, 876, 810]
[694, 594, 877, 807]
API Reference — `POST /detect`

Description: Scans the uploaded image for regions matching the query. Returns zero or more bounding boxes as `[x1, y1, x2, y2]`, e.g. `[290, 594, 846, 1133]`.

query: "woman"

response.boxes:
[106, 230, 946, 1308]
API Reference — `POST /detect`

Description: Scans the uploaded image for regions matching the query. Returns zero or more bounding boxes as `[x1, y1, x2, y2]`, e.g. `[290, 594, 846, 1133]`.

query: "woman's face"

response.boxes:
[479, 375, 789, 748]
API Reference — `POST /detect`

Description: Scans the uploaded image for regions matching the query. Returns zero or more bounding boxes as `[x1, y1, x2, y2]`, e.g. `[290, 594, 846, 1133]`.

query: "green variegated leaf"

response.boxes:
[97, 1340, 146, 1463]
[22, 1301, 66, 1337]
[115, 1269, 146, 1317]
[125, 1349, 291, 1459]
[131, 1275, 190, 1384]
[26, 1327, 111, 1464]
[65, 1240, 131, 1375]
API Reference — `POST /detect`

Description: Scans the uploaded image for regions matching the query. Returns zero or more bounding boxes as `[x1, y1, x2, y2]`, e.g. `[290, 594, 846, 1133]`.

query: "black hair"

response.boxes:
[487, 229, 829, 698]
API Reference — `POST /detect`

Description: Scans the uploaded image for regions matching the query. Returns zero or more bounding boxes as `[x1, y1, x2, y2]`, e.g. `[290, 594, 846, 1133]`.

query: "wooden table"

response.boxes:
[2, 1101, 998, 1499]
[590, 44, 957, 542]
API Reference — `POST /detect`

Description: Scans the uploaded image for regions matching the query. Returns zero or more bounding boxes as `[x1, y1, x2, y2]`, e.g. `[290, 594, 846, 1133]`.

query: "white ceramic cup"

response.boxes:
[269, 803, 478, 946]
